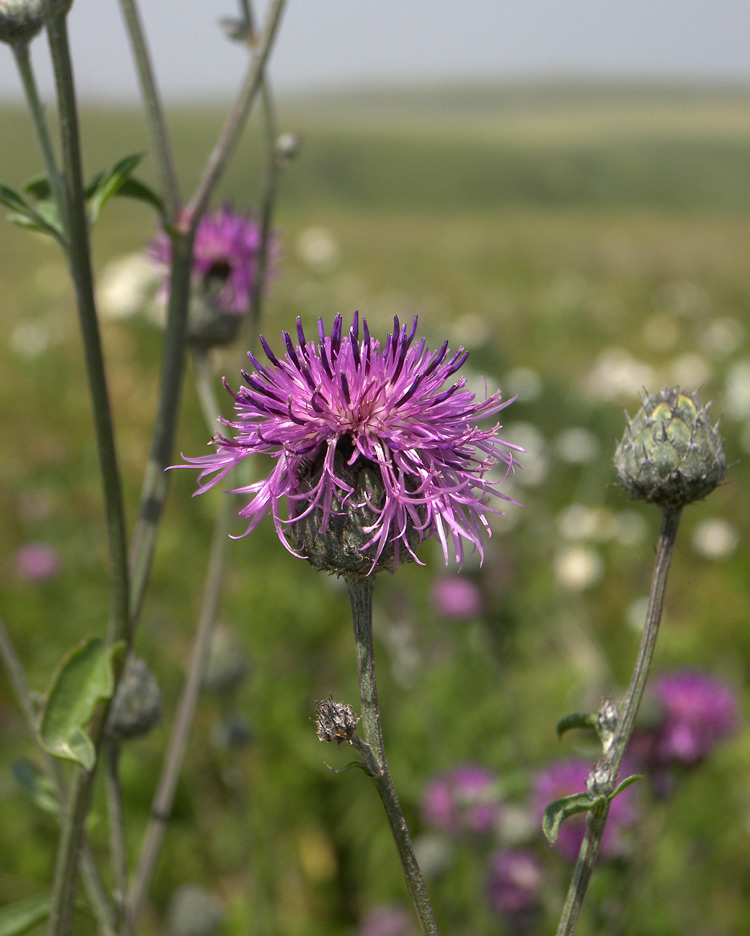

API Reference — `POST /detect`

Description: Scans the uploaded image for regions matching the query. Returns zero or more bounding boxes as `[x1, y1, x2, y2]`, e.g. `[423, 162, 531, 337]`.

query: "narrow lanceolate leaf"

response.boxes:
[610, 774, 644, 800]
[542, 792, 597, 845]
[0, 896, 52, 936]
[39, 637, 124, 770]
[86, 153, 165, 226]
[556, 711, 597, 739]
[0, 183, 64, 243]
[11, 758, 60, 815]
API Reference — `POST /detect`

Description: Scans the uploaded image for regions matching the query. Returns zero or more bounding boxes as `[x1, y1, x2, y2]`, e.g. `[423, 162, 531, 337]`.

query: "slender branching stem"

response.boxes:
[186, 0, 288, 221]
[128, 494, 231, 923]
[0, 615, 117, 934]
[345, 578, 442, 936]
[555, 507, 683, 936]
[104, 743, 130, 933]
[40, 6, 131, 932]
[115, 0, 181, 218]
[11, 41, 66, 226]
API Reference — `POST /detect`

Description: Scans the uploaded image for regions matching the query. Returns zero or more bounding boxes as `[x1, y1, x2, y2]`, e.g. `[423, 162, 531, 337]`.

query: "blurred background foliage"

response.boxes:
[0, 81, 749, 935]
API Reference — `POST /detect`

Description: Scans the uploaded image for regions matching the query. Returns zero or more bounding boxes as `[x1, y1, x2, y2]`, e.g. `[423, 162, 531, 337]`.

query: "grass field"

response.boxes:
[1, 81, 749, 935]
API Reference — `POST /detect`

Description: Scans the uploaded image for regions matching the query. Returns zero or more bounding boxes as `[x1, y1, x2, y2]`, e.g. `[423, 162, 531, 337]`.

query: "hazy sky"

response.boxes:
[1, 1, 749, 101]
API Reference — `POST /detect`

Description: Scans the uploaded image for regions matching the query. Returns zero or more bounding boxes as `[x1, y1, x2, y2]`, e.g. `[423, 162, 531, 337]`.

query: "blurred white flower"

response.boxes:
[653, 280, 710, 318]
[668, 353, 711, 389]
[96, 252, 160, 321]
[296, 227, 339, 272]
[701, 317, 744, 358]
[557, 505, 617, 541]
[724, 360, 750, 420]
[504, 366, 543, 403]
[555, 545, 604, 591]
[692, 519, 739, 561]
[503, 422, 548, 487]
[642, 312, 680, 352]
[448, 313, 490, 348]
[554, 427, 601, 465]
[624, 597, 650, 632]
[613, 511, 649, 547]
[584, 347, 657, 402]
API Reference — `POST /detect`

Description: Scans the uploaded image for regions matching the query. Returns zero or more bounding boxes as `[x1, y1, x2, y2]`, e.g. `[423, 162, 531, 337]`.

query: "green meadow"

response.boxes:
[1, 82, 750, 934]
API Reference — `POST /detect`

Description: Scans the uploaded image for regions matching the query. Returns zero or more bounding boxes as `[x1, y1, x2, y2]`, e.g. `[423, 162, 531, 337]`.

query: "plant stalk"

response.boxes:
[345, 577, 442, 936]
[555, 507, 682, 936]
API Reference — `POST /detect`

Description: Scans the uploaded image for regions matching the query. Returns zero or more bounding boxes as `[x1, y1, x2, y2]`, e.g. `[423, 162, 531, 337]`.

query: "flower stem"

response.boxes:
[115, 0, 180, 217]
[555, 507, 682, 936]
[11, 41, 66, 227]
[345, 578, 442, 936]
[104, 742, 130, 933]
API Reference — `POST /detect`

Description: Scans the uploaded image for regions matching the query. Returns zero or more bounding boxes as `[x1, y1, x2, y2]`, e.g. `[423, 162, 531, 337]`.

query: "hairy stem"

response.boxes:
[555, 507, 683, 936]
[345, 578, 442, 936]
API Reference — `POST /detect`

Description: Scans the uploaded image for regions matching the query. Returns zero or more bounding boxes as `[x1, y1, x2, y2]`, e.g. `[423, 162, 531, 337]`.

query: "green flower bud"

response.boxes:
[614, 387, 726, 511]
[0, 0, 43, 44]
[105, 656, 161, 742]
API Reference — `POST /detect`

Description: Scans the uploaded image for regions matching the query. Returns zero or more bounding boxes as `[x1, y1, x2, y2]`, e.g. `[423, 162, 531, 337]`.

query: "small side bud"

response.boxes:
[585, 761, 613, 799]
[596, 698, 619, 754]
[614, 387, 726, 510]
[315, 696, 359, 745]
[105, 656, 161, 742]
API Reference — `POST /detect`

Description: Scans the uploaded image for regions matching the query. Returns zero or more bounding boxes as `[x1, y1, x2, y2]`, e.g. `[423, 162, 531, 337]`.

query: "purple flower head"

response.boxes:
[651, 670, 739, 766]
[532, 759, 637, 862]
[358, 906, 416, 936]
[175, 313, 521, 575]
[15, 542, 61, 582]
[149, 204, 274, 316]
[487, 849, 543, 917]
[431, 574, 484, 619]
[422, 763, 500, 835]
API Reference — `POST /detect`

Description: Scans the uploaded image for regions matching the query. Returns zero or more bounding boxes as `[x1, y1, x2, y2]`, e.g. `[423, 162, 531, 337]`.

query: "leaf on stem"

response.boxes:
[0, 182, 64, 243]
[86, 153, 164, 226]
[610, 773, 644, 800]
[0, 896, 52, 936]
[542, 792, 598, 845]
[10, 758, 60, 815]
[556, 711, 597, 739]
[39, 637, 125, 770]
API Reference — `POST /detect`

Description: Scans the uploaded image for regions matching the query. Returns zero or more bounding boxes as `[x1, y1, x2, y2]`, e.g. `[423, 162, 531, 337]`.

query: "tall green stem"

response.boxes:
[555, 508, 682, 936]
[345, 578, 442, 936]
[116, 0, 180, 217]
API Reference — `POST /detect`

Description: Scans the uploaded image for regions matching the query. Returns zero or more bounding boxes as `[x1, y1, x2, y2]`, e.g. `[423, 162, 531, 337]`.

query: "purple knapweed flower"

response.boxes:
[431, 574, 484, 619]
[651, 670, 738, 766]
[14, 542, 61, 582]
[149, 203, 274, 317]
[358, 906, 416, 936]
[175, 313, 520, 574]
[532, 759, 637, 862]
[422, 764, 500, 835]
[487, 849, 543, 918]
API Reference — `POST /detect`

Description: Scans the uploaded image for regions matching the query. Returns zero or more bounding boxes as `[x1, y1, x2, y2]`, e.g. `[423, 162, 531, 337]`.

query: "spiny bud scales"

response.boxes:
[315, 696, 359, 745]
[105, 656, 161, 742]
[614, 387, 726, 510]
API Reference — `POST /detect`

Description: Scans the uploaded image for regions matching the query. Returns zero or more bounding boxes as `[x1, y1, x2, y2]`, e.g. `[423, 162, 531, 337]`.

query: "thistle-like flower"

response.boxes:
[149, 205, 275, 347]
[176, 313, 520, 574]
[614, 387, 726, 511]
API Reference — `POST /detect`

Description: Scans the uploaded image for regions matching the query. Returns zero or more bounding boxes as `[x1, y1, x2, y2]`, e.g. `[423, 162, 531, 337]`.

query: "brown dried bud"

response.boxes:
[315, 696, 359, 745]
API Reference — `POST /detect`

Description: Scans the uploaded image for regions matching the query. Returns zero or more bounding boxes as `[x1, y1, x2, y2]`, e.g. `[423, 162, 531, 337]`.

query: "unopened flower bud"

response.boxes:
[315, 696, 359, 745]
[167, 885, 224, 936]
[0, 0, 43, 43]
[614, 387, 726, 510]
[106, 656, 161, 741]
[597, 698, 619, 754]
[275, 132, 302, 166]
[586, 762, 613, 799]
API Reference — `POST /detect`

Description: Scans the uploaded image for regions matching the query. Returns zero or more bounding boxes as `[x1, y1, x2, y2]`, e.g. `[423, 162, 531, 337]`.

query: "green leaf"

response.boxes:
[113, 176, 165, 216]
[542, 792, 597, 844]
[556, 711, 597, 739]
[610, 773, 644, 800]
[11, 758, 60, 815]
[0, 896, 52, 936]
[39, 637, 124, 770]
[0, 183, 64, 243]
[86, 153, 144, 226]
[23, 176, 52, 201]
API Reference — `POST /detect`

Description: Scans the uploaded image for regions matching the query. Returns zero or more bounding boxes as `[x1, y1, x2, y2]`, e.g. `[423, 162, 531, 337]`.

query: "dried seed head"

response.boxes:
[105, 656, 161, 742]
[315, 696, 359, 745]
[614, 387, 726, 511]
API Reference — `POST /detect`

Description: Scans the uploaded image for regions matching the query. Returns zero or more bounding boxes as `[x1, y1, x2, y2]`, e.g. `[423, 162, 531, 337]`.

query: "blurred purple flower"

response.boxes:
[422, 763, 500, 835]
[651, 670, 739, 766]
[149, 204, 273, 315]
[358, 906, 415, 936]
[532, 759, 637, 862]
[431, 575, 483, 619]
[14, 542, 61, 582]
[175, 313, 520, 571]
[487, 848, 543, 917]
